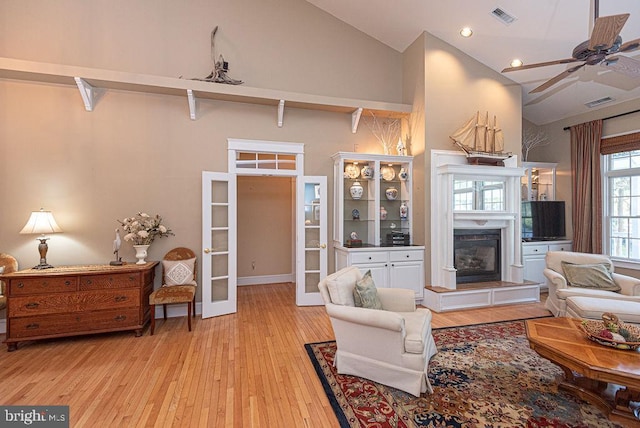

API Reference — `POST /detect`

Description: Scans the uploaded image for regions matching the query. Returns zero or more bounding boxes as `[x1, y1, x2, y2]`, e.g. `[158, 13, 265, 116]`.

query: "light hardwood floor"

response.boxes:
[0, 283, 551, 427]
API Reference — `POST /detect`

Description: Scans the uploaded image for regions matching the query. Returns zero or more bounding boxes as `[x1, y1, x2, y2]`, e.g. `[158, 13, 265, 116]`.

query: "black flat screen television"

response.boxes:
[522, 201, 566, 241]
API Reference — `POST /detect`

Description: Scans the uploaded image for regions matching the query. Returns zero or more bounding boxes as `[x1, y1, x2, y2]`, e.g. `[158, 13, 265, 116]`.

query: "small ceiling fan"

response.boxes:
[502, 1, 640, 93]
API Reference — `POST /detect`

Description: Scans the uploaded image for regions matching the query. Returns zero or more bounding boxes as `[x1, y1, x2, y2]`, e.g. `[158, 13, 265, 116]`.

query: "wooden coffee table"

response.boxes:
[526, 317, 640, 426]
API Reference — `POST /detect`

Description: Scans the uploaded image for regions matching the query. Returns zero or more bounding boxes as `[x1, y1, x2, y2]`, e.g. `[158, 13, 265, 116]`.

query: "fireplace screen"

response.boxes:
[454, 229, 501, 283]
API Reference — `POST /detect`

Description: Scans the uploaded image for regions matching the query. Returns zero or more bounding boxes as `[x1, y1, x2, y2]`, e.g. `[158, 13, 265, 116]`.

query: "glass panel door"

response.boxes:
[201, 171, 237, 318]
[296, 176, 327, 306]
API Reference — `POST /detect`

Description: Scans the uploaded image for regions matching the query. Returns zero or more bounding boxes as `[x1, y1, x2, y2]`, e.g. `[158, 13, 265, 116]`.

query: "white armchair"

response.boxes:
[318, 266, 437, 396]
[544, 251, 640, 317]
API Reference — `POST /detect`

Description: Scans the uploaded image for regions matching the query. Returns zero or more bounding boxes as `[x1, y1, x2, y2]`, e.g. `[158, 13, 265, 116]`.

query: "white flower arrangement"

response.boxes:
[117, 212, 174, 245]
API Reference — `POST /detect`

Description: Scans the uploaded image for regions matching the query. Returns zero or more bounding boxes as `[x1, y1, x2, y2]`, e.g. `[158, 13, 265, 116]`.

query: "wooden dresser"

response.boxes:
[1, 262, 158, 351]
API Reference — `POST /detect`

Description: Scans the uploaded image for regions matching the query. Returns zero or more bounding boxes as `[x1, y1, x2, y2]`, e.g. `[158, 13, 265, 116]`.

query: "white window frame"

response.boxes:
[602, 151, 640, 268]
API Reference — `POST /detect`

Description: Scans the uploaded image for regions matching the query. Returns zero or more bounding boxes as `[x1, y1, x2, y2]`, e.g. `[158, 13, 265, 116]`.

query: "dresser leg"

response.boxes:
[7, 343, 17, 352]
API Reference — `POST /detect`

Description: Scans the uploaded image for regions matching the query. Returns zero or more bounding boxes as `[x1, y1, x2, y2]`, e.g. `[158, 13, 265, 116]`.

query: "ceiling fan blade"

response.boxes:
[501, 58, 581, 73]
[589, 14, 629, 51]
[620, 37, 640, 53]
[529, 64, 586, 93]
[602, 55, 640, 78]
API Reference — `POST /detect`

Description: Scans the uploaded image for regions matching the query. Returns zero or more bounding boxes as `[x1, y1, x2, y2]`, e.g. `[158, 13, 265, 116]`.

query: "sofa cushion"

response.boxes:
[561, 261, 620, 292]
[566, 296, 640, 324]
[326, 267, 361, 306]
[354, 270, 382, 310]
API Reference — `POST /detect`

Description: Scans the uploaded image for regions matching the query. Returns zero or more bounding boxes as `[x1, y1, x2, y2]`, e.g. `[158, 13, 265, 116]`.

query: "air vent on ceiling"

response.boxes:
[491, 7, 517, 25]
[585, 96, 615, 108]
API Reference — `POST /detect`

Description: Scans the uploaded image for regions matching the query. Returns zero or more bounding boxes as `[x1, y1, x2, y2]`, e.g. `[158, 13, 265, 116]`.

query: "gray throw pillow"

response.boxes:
[561, 261, 621, 292]
[354, 270, 382, 310]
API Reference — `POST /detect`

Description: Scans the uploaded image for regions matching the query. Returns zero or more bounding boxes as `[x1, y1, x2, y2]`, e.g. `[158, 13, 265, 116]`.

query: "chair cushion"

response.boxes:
[354, 270, 382, 310]
[150, 285, 196, 305]
[163, 258, 196, 286]
[566, 296, 640, 324]
[326, 267, 362, 306]
[561, 261, 620, 292]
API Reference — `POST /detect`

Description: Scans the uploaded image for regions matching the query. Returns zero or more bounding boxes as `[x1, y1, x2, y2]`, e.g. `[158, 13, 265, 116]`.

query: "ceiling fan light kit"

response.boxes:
[501, 9, 640, 94]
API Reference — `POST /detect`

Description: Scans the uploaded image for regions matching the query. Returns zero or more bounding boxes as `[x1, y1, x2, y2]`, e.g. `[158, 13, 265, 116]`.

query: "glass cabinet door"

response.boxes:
[379, 161, 411, 245]
[343, 160, 376, 246]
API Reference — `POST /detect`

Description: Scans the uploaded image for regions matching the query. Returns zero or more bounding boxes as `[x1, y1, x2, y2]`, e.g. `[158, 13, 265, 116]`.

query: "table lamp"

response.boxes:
[20, 208, 63, 269]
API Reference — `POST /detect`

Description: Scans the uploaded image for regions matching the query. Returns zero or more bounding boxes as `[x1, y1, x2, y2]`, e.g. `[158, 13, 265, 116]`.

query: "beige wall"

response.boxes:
[237, 176, 292, 279]
[0, 0, 402, 302]
[402, 31, 523, 285]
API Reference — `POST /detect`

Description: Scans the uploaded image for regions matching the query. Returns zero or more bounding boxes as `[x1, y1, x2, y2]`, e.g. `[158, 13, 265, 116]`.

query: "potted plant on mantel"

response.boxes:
[117, 213, 174, 264]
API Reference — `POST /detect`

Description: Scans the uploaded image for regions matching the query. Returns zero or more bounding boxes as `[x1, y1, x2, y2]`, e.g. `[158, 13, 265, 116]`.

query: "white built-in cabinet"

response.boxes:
[522, 240, 572, 291]
[521, 162, 557, 201]
[331, 152, 424, 299]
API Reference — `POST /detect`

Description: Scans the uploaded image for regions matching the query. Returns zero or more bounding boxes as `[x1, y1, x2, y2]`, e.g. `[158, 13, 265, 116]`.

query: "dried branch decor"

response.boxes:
[364, 112, 401, 155]
[193, 26, 243, 85]
[522, 127, 550, 161]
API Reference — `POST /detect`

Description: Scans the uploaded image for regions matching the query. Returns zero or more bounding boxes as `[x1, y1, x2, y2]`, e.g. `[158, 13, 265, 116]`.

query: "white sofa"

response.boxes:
[318, 266, 437, 396]
[544, 251, 640, 318]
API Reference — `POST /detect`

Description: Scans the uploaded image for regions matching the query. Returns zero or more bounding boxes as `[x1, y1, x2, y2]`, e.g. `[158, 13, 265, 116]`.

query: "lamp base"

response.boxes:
[32, 263, 55, 270]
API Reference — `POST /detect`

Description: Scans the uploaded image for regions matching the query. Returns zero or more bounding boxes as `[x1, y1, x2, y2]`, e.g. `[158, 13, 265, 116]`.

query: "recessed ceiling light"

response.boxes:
[460, 27, 473, 38]
[510, 59, 523, 68]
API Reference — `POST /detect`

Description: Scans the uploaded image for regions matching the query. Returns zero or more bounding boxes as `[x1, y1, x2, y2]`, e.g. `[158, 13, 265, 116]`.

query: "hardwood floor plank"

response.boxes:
[0, 283, 550, 427]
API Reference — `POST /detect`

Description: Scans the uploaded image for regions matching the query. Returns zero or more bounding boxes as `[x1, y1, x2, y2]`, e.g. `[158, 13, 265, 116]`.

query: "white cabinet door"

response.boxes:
[354, 263, 389, 288]
[390, 262, 424, 298]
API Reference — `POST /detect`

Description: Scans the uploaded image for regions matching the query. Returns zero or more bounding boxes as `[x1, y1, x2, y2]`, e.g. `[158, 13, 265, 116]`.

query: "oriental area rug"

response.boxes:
[305, 319, 624, 428]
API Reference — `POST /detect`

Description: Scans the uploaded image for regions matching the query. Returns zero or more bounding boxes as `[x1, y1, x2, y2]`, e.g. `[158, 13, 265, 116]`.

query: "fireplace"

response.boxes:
[454, 229, 501, 284]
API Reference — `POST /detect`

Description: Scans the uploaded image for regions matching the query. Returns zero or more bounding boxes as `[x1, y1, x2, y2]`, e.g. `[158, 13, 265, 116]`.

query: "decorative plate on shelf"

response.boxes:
[345, 164, 360, 179]
[381, 166, 395, 181]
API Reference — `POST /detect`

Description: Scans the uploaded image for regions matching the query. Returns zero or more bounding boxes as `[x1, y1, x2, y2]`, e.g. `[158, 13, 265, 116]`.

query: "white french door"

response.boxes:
[296, 176, 328, 306]
[201, 171, 237, 318]
[201, 139, 327, 317]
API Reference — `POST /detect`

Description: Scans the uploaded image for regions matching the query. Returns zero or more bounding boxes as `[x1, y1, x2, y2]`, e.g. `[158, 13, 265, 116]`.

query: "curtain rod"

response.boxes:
[562, 108, 640, 131]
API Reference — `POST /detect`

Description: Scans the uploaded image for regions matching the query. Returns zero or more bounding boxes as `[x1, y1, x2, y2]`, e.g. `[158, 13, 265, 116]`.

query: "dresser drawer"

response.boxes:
[8, 308, 140, 339]
[9, 293, 77, 317]
[549, 243, 572, 252]
[351, 252, 388, 264]
[78, 289, 140, 311]
[522, 244, 548, 256]
[80, 272, 140, 290]
[389, 250, 424, 262]
[9, 276, 77, 296]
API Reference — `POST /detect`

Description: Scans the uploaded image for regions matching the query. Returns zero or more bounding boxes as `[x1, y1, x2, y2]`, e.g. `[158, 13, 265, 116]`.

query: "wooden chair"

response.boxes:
[0, 253, 19, 311]
[149, 247, 197, 335]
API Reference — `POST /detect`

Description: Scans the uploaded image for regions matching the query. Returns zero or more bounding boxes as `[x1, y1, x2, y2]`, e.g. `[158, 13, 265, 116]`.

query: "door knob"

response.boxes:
[204, 248, 211, 254]
[320, 243, 327, 249]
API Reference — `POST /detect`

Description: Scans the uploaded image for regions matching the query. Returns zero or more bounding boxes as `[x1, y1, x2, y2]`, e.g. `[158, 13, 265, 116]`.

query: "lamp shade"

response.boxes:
[20, 209, 63, 235]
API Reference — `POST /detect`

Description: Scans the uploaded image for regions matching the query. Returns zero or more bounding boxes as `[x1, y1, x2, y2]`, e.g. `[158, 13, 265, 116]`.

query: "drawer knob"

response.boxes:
[25, 302, 40, 309]
[115, 296, 128, 302]
[114, 315, 127, 322]
[26, 323, 40, 330]
[368, 257, 372, 260]
[17, 282, 24, 288]
[406, 254, 410, 258]
[86, 279, 92, 285]
[129, 276, 136, 281]
[65, 280, 71, 286]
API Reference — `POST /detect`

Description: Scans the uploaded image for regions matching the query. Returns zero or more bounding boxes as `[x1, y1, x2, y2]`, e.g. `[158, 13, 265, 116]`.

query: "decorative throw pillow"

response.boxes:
[561, 261, 620, 292]
[326, 269, 359, 306]
[163, 258, 196, 286]
[354, 270, 382, 310]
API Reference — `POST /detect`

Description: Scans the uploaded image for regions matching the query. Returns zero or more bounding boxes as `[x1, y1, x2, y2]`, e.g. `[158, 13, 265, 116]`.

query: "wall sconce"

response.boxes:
[20, 208, 63, 269]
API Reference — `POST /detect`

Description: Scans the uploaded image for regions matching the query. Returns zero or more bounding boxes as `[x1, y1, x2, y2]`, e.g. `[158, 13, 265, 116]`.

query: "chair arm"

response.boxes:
[544, 268, 568, 290]
[377, 288, 416, 312]
[612, 273, 640, 296]
[325, 303, 404, 332]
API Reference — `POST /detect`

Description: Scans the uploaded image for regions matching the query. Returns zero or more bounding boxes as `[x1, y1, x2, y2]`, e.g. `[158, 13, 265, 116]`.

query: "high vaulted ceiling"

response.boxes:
[306, 0, 640, 125]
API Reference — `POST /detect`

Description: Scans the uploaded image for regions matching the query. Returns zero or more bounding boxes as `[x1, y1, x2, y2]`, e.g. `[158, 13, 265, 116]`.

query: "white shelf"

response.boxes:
[0, 57, 411, 128]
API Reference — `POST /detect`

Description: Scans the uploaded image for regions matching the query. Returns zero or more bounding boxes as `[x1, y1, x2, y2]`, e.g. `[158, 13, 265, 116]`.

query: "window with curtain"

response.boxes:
[602, 134, 640, 262]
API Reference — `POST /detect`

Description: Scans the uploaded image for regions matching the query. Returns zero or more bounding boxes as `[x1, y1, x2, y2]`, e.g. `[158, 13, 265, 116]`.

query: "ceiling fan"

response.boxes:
[502, 2, 640, 93]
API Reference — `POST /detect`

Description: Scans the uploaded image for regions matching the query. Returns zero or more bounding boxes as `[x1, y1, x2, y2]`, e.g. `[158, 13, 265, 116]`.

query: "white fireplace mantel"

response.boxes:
[430, 150, 525, 290]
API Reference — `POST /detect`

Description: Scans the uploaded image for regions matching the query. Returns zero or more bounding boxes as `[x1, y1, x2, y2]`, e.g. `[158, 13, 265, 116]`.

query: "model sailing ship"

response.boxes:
[450, 111, 512, 165]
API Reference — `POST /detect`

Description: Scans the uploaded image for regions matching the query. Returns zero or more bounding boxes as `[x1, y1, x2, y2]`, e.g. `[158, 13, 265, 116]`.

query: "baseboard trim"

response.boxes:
[238, 273, 294, 286]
